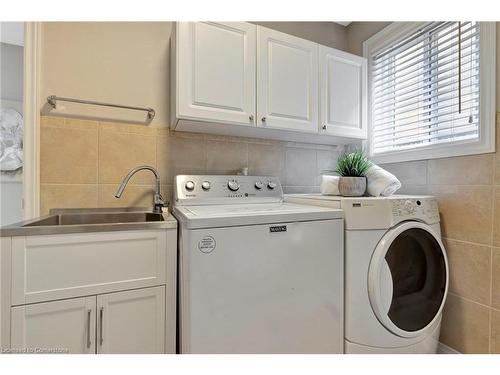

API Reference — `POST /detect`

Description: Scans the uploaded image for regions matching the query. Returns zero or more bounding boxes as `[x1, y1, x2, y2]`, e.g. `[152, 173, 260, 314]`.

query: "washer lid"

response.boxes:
[368, 221, 449, 338]
[173, 202, 344, 229]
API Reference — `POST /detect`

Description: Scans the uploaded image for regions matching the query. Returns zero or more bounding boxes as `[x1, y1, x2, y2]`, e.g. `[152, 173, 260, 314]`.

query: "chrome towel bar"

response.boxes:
[47, 95, 156, 121]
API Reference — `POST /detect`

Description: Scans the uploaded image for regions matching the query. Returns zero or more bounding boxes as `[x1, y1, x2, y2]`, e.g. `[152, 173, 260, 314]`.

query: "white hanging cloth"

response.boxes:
[0, 108, 24, 171]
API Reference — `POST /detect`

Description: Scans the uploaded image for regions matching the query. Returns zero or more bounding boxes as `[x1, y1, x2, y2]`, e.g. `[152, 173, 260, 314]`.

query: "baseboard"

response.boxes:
[437, 342, 461, 354]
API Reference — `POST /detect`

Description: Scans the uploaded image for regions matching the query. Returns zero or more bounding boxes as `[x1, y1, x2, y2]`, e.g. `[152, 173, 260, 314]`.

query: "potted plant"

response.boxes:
[335, 151, 372, 197]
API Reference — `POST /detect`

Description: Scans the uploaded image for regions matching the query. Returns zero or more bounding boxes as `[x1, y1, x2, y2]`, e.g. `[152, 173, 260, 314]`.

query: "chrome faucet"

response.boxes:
[115, 165, 165, 213]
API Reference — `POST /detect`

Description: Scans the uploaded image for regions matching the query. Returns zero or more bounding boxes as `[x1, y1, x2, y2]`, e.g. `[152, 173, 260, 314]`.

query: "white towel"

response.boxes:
[320, 175, 341, 196]
[365, 164, 401, 197]
[0, 108, 24, 171]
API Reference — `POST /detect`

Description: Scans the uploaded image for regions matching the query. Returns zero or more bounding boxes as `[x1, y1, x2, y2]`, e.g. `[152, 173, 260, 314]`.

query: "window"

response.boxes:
[364, 22, 496, 163]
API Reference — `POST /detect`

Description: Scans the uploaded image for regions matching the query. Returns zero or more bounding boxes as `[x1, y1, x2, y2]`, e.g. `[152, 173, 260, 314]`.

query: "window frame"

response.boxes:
[363, 22, 496, 164]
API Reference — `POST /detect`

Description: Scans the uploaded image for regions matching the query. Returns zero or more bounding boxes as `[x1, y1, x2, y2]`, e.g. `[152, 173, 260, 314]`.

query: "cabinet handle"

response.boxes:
[99, 307, 104, 346]
[249, 115, 254, 122]
[86, 309, 92, 349]
[261, 117, 266, 123]
[322, 125, 327, 130]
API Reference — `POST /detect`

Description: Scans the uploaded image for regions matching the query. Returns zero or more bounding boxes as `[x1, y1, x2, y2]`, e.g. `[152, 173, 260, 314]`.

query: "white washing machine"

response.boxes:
[173, 175, 345, 354]
[285, 194, 449, 354]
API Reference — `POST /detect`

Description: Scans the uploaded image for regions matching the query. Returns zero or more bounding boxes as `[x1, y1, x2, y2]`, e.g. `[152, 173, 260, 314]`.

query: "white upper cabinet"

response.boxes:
[172, 22, 367, 144]
[174, 22, 256, 126]
[319, 46, 367, 139]
[257, 27, 318, 133]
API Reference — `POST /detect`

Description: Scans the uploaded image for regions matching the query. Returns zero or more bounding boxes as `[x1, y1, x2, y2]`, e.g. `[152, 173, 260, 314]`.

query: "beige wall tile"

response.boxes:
[98, 184, 155, 209]
[204, 133, 277, 145]
[491, 115, 500, 183]
[491, 308, 500, 353]
[429, 185, 493, 245]
[494, 155, 500, 185]
[155, 136, 170, 185]
[440, 293, 490, 353]
[248, 143, 286, 182]
[492, 188, 500, 247]
[99, 121, 157, 136]
[283, 186, 321, 194]
[40, 124, 98, 184]
[492, 247, 500, 309]
[40, 184, 98, 215]
[379, 160, 427, 186]
[40, 116, 65, 128]
[161, 184, 173, 209]
[161, 135, 206, 184]
[316, 150, 340, 185]
[428, 154, 494, 185]
[206, 140, 248, 175]
[99, 130, 156, 185]
[397, 184, 429, 195]
[444, 239, 491, 305]
[64, 118, 99, 130]
[285, 147, 317, 186]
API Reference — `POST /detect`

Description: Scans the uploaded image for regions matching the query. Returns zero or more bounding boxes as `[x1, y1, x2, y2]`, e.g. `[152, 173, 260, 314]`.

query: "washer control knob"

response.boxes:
[185, 181, 195, 191]
[404, 200, 415, 213]
[201, 181, 211, 191]
[255, 181, 264, 190]
[227, 180, 240, 192]
[267, 181, 277, 190]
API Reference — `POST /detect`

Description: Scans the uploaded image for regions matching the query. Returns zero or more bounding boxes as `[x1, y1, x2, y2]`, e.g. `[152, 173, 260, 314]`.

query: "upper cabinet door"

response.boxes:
[319, 46, 367, 139]
[257, 27, 318, 133]
[176, 22, 256, 126]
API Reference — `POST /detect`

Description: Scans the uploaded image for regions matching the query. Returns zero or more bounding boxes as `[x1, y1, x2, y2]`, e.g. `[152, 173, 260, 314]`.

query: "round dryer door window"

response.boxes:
[368, 221, 449, 338]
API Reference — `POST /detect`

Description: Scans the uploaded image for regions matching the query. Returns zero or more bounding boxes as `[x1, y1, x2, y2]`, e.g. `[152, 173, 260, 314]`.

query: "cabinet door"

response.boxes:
[319, 46, 367, 139]
[96, 286, 165, 354]
[11, 297, 96, 354]
[257, 26, 318, 133]
[176, 22, 256, 126]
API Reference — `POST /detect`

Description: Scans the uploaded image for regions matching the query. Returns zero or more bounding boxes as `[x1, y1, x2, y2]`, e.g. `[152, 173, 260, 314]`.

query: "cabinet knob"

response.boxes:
[322, 125, 327, 130]
[261, 117, 266, 123]
[249, 115, 254, 122]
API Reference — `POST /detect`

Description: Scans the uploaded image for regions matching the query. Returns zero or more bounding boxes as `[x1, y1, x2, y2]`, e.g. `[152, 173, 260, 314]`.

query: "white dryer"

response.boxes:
[173, 175, 345, 354]
[285, 194, 449, 354]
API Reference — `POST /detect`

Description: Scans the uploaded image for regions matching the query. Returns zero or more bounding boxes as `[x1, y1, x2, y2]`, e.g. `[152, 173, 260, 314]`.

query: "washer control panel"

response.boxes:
[175, 175, 283, 205]
[391, 197, 439, 223]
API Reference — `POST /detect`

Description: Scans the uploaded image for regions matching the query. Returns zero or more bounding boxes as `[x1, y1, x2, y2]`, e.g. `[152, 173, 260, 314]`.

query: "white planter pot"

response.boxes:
[338, 176, 366, 197]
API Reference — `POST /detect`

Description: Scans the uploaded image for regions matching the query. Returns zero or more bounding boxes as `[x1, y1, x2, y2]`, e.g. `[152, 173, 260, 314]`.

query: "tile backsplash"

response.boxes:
[40, 115, 342, 215]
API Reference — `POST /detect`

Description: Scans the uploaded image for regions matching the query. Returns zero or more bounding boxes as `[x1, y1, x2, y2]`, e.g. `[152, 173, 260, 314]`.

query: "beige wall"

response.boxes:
[253, 22, 348, 51]
[345, 22, 391, 56]
[347, 21, 500, 354]
[39, 21, 500, 353]
[39, 115, 340, 215]
[41, 22, 348, 127]
[41, 22, 173, 126]
[39, 21, 347, 214]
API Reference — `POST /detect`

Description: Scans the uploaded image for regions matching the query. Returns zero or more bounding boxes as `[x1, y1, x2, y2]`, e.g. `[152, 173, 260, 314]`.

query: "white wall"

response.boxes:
[1, 43, 24, 101]
[0, 22, 24, 46]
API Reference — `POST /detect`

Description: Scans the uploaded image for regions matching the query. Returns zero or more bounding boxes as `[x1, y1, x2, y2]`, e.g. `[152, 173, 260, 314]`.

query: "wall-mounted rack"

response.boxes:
[46, 95, 156, 121]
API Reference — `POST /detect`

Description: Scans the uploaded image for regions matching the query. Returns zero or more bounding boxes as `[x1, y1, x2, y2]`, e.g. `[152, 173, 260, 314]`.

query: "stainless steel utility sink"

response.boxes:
[23, 212, 165, 227]
[0, 208, 177, 237]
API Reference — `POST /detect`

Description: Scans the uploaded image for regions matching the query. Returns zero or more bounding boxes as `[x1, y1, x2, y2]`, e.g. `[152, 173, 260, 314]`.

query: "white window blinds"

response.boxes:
[371, 22, 481, 155]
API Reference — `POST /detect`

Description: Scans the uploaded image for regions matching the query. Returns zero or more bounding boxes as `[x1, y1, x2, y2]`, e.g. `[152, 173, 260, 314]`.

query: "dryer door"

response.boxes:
[368, 221, 448, 338]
